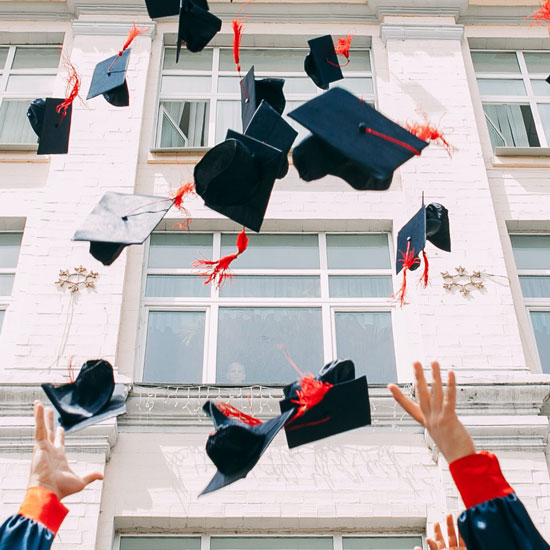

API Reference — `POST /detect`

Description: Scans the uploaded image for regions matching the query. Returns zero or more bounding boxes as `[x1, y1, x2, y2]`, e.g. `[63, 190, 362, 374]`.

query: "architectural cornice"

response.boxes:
[72, 20, 156, 38]
[380, 23, 465, 43]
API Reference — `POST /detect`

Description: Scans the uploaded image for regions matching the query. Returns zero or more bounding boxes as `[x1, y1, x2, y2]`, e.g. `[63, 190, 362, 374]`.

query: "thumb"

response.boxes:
[82, 472, 104, 487]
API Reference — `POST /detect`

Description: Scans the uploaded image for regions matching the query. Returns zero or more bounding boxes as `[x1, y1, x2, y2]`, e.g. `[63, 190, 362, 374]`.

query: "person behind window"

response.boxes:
[226, 361, 246, 384]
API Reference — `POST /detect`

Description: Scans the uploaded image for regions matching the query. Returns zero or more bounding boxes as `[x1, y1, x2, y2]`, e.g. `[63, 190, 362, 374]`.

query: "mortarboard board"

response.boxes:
[304, 35, 343, 90]
[395, 201, 451, 275]
[280, 359, 371, 449]
[72, 192, 175, 266]
[194, 130, 282, 232]
[144, 0, 209, 18]
[201, 401, 294, 495]
[244, 100, 298, 179]
[289, 87, 429, 190]
[177, 0, 221, 61]
[240, 66, 286, 131]
[28, 98, 72, 155]
[546, 75, 550, 85]
[87, 48, 131, 107]
[41, 360, 127, 434]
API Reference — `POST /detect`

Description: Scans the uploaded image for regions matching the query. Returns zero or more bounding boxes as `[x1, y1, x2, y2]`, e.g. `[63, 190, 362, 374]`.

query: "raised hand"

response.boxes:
[27, 401, 103, 500]
[388, 361, 475, 464]
[414, 514, 467, 550]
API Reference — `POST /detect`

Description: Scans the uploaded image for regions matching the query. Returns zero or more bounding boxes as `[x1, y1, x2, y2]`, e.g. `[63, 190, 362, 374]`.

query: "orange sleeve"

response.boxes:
[18, 487, 68, 535]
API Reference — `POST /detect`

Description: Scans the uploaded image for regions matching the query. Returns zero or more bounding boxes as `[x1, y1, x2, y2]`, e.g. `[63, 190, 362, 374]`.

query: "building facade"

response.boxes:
[1, 0, 550, 548]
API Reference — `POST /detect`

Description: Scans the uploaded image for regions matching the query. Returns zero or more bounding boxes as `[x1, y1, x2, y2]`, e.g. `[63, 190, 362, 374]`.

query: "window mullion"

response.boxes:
[204, 304, 218, 383]
[319, 233, 333, 363]
[209, 47, 220, 147]
[0, 46, 15, 93]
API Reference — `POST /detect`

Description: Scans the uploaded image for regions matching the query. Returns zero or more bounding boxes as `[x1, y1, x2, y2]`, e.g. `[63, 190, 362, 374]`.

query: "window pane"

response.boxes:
[471, 52, 520, 73]
[212, 538, 333, 550]
[282, 76, 318, 95]
[143, 311, 205, 383]
[163, 47, 213, 70]
[327, 234, 390, 269]
[220, 276, 320, 297]
[120, 537, 201, 550]
[159, 100, 209, 148]
[537, 104, 550, 144]
[343, 537, 423, 550]
[477, 78, 526, 96]
[483, 104, 540, 148]
[219, 49, 305, 72]
[161, 75, 211, 94]
[0, 47, 8, 69]
[12, 47, 60, 69]
[0, 100, 38, 144]
[216, 307, 323, 384]
[6, 74, 57, 94]
[221, 234, 319, 269]
[145, 275, 209, 297]
[0, 233, 22, 268]
[0, 274, 15, 296]
[216, 100, 241, 141]
[530, 312, 550, 374]
[342, 50, 371, 72]
[335, 77, 374, 96]
[519, 276, 550, 298]
[217, 76, 240, 93]
[148, 233, 213, 269]
[335, 312, 397, 384]
[524, 52, 550, 74]
[511, 235, 550, 269]
[329, 276, 392, 298]
[531, 80, 550, 96]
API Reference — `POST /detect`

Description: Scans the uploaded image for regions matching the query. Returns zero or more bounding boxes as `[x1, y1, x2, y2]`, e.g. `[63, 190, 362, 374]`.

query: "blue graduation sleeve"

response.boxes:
[0, 487, 68, 550]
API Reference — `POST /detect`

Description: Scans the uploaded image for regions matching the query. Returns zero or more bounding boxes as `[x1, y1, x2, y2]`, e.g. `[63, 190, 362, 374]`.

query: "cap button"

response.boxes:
[358, 122, 367, 134]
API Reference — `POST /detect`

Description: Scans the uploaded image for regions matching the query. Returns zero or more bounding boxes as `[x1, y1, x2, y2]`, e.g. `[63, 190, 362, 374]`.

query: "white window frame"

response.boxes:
[0, 45, 61, 145]
[137, 232, 396, 385]
[472, 50, 550, 148]
[0, 230, 23, 333]
[114, 532, 425, 550]
[154, 45, 376, 150]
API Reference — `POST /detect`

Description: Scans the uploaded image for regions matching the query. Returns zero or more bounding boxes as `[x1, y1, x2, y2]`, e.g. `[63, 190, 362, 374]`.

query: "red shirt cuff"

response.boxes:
[449, 451, 515, 509]
[18, 487, 69, 535]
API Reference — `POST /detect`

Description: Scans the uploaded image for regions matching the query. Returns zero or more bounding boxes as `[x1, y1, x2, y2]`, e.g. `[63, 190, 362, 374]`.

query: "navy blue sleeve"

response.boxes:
[458, 493, 550, 550]
[0, 514, 55, 550]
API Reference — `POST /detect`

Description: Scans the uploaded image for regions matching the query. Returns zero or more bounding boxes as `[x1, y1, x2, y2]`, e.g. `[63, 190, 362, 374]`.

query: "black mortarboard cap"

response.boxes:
[280, 359, 371, 449]
[546, 75, 550, 85]
[145, 0, 209, 18]
[240, 66, 286, 131]
[304, 35, 343, 90]
[201, 401, 294, 495]
[31, 98, 72, 155]
[41, 360, 127, 433]
[244, 100, 297, 179]
[177, 0, 222, 61]
[289, 87, 429, 190]
[396, 202, 451, 275]
[87, 49, 131, 107]
[72, 192, 174, 266]
[194, 130, 282, 232]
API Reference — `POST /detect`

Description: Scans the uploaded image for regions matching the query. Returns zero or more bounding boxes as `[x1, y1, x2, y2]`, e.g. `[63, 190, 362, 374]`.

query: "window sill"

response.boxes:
[493, 147, 550, 168]
[0, 144, 47, 163]
[148, 147, 210, 164]
[495, 147, 550, 157]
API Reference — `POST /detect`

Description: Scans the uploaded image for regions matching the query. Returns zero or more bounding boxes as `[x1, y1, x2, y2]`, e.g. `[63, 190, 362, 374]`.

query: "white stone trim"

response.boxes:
[71, 21, 156, 38]
[380, 24, 465, 44]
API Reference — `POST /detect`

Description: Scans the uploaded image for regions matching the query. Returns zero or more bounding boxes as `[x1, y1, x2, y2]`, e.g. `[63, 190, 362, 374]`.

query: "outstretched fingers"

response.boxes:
[413, 362, 431, 418]
[425, 539, 439, 550]
[45, 407, 55, 444]
[82, 472, 104, 488]
[430, 361, 444, 414]
[34, 401, 46, 443]
[443, 370, 457, 416]
[446, 514, 458, 547]
[387, 384, 425, 425]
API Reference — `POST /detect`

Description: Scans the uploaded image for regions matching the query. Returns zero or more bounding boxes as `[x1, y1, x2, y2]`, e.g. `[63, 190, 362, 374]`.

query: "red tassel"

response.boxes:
[362, 126, 421, 156]
[217, 402, 262, 426]
[405, 121, 456, 156]
[526, 0, 550, 25]
[291, 376, 333, 418]
[193, 227, 248, 287]
[421, 250, 429, 289]
[121, 23, 148, 54]
[335, 34, 353, 62]
[232, 18, 243, 73]
[171, 181, 196, 211]
[56, 59, 80, 122]
[394, 240, 420, 307]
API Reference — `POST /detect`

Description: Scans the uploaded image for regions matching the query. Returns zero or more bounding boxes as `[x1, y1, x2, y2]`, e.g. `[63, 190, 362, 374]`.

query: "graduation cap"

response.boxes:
[41, 360, 127, 433]
[144, 0, 209, 19]
[278, 359, 370, 449]
[304, 35, 344, 90]
[87, 49, 131, 107]
[244, 100, 298, 179]
[194, 129, 282, 232]
[177, 0, 221, 61]
[201, 401, 294, 495]
[240, 66, 286, 131]
[27, 98, 72, 155]
[546, 74, 550, 85]
[289, 87, 429, 190]
[72, 191, 176, 266]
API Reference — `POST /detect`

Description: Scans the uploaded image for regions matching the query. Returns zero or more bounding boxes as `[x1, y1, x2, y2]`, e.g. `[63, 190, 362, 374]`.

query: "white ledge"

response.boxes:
[380, 24, 464, 44]
[495, 147, 550, 157]
[72, 21, 156, 38]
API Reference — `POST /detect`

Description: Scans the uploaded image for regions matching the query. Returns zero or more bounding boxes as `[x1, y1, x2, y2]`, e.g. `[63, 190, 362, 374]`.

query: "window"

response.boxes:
[140, 233, 396, 385]
[472, 51, 550, 150]
[0, 46, 61, 145]
[155, 46, 375, 149]
[119, 536, 423, 550]
[510, 235, 550, 373]
[0, 232, 22, 333]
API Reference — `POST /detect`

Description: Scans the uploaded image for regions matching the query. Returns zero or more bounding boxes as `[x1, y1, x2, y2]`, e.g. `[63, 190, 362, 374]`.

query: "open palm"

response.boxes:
[414, 515, 467, 550]
[28, 402, 103, 500]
